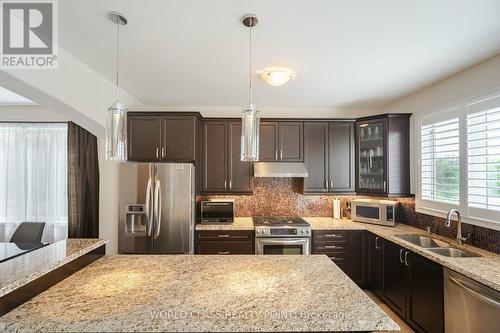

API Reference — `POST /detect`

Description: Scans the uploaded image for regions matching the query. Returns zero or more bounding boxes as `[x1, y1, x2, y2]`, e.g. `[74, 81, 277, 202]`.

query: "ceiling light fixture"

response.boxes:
[240, 14, 260, 162]
[105, 11, 128, 161]
[261, 67, 296, 86]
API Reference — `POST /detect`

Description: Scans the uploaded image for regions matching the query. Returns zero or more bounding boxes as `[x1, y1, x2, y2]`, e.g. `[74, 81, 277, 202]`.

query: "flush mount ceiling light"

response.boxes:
[105, 11, 128, 161]
[260, 67, 296, 86]
[240, 14, 260, 162]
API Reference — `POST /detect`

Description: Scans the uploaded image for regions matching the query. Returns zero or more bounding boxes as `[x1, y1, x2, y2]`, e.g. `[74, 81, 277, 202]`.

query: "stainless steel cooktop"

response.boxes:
[252, 216, 310, 227]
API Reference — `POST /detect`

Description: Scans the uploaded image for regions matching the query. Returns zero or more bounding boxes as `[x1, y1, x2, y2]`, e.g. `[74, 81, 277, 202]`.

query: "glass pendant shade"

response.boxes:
[241, 103, 260, 161]
[105, 100, 127, 160]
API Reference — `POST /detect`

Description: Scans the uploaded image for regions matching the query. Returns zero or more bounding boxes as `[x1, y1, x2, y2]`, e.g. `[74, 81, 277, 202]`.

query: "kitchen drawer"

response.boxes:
[195, 241, 253, 255]
[195, 230, 254, 241]
[313, 242, 346, 253]
[325, 253, 347, 263]
[313, 230, 346, 241]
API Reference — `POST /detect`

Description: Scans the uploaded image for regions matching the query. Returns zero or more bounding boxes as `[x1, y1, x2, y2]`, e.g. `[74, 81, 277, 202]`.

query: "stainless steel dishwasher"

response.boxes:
[444, 268, 500, 333]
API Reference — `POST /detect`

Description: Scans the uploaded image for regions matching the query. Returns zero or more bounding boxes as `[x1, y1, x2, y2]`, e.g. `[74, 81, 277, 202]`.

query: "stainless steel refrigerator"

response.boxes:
[118, 163, 194, 254]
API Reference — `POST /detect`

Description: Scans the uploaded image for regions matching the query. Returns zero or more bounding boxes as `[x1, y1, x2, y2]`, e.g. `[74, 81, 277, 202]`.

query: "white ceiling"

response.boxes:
[0, 87, 36, 105]
[59, 0, 500, 108]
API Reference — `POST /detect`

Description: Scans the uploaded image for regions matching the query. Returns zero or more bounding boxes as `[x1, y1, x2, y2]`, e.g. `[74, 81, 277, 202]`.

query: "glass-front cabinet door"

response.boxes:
[357, 120, 386, 192]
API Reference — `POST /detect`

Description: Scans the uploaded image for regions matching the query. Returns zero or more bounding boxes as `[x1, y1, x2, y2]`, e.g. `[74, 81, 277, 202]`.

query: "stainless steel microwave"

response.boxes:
[201, 201, 234, 223]
[351, 199, 398, 227]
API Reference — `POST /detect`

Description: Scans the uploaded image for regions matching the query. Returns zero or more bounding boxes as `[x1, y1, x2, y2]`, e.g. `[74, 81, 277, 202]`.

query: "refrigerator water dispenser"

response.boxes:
[125, 204, 147, 235]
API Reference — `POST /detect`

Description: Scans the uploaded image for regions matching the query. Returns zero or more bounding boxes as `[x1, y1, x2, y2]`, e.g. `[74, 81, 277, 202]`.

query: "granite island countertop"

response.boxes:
[197, 217, 500, 292]
[0, 238, 107, 297]
[0, 255, 399, 332]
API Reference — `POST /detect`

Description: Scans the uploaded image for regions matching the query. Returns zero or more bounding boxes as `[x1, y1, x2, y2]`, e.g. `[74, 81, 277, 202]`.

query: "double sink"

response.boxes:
[396, 234, 482, 258]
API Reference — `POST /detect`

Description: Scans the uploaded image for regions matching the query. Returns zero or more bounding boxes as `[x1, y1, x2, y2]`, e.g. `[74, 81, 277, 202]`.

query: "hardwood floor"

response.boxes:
[364, 290, 415, 333]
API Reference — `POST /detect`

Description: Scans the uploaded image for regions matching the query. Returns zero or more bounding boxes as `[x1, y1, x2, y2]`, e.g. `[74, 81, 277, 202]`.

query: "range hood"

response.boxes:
[253, 162, 308, 178]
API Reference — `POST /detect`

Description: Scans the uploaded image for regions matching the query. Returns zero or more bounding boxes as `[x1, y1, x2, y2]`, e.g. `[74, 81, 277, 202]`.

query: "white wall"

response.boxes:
[98, 139, 120, 254]
[0, 105, 68, 122]
[0, 46, 143, 137]
[133, 106, 383, 119]
[384, 53, 500, 193]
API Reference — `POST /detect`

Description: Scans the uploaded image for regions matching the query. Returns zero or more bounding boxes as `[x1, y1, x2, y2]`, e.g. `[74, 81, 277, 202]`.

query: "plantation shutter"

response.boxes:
[420, 117, 460, 204]
[467, 95, 500, 220]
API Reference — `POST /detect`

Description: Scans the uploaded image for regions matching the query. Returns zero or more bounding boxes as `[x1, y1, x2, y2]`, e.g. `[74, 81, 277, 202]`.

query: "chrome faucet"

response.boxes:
[445, 209, 470, 246]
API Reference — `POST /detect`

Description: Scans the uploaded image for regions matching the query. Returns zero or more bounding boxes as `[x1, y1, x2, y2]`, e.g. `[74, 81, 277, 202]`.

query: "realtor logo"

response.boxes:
[1, 0, 58, 68]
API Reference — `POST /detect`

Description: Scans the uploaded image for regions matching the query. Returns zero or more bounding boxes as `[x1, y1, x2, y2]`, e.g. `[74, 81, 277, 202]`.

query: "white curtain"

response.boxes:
[0, 123, 68, 226]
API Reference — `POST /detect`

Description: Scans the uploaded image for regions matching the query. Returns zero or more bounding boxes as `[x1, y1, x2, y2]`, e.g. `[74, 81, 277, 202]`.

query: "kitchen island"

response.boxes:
[0, 255, 399, 332]
[0, 238, 107, 315]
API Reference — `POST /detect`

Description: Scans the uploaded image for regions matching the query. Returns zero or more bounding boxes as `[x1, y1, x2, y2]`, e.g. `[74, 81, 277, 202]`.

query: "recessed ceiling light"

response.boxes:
[260, 67, 296, 86]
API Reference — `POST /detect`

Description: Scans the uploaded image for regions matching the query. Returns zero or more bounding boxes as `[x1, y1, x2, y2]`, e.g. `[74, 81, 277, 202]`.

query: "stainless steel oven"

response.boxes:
[255, 236, 310, 255]
[253, 217, 311, 255]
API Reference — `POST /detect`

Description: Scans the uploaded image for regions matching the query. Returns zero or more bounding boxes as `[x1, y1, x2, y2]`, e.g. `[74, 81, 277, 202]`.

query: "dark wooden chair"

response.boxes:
[10, 222, 46, 243]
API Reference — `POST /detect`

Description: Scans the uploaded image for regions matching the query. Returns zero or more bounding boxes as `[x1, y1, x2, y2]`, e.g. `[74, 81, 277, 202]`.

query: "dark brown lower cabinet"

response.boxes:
[312, 230, 369, 288]
[194, 230, 254, 254]
[371, 235, 443, 333]
[368, 232, 383, 298]
[406, 251, 444, 333]
[382, 239, 408, 318]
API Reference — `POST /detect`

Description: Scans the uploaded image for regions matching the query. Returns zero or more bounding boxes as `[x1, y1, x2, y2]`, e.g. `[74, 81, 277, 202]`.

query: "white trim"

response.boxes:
[416, 206, 500, 231]
[415, 89, 500, 232]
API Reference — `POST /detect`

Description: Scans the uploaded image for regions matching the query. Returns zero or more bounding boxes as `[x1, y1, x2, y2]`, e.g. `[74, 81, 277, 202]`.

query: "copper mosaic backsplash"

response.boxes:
[200, 178, 500, 254]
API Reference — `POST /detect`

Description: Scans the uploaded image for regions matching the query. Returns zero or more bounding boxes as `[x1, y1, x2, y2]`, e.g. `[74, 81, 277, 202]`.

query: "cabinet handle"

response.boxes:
[218, 234, 230, 238]
[224, 180, 227, 189]
[330, 180, 334, 188]
[218, 251, 230, 255]
[161, 147, 166, 158]
[324, 245, 341, 249]
[399, 248, 404, 263]
[275, 149, 278, 160]
[325, 180, 328, 190]
[325, 234, 342, 238]
[280, 149, 283, 160]
[404, 251, 410, 266]
[156, 147, 159, 159]
[375, 236, 380, 250]
[383, 181, 387, 192]
[229, 180, 232, 190]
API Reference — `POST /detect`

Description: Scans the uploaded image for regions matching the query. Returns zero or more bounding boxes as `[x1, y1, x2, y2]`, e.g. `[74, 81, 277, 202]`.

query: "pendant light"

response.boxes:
[240, 14, 260, 162]
[105, 11, 128, 161]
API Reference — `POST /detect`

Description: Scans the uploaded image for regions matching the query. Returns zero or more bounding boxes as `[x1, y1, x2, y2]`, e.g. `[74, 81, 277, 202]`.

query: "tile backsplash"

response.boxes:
[200, 177, 500, 254]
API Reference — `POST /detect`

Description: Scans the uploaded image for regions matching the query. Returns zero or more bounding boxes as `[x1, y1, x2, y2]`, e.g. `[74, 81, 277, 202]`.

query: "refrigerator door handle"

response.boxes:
[146, 166, 154, 237]
[154, 179, 162, 238]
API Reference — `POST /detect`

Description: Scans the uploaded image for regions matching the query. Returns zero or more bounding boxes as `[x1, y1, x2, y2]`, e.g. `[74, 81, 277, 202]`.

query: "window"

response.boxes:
[420, 118, 460, 204]
[0, 123, 68, 224]
[417, 93, 500, 230]
[467, 95, 500, 222]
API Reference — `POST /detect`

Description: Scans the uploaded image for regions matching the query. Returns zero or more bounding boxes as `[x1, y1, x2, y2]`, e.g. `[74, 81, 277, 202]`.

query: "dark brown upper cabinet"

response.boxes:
[259, 121, 303, 162]
[355, 114, 411, 196]
[127, 113, 197, 162]
[304, 121, 355, 194]
[202, 120, 252, 194]
[127, 115, 162, 162]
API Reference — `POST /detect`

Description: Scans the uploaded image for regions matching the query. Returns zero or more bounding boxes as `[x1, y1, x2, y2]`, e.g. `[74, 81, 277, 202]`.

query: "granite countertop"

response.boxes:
[195, 217, 254, 230]
[0, 255, 399, 332]
[303, 217, 500, 292]
[0, 238, 107, 297]
[196, 217, 500, 292]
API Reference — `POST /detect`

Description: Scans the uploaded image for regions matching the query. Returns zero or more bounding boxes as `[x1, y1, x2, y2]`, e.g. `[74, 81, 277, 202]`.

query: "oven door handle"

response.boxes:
[258, 238, 308, 245]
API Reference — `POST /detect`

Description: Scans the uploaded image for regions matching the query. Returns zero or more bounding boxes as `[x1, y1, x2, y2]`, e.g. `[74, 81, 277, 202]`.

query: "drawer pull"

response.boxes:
[324, 245, 342, 249]
[325, 234, 342, 238]
[218, 251, 230, 255]
[218, 234, 230, 238]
